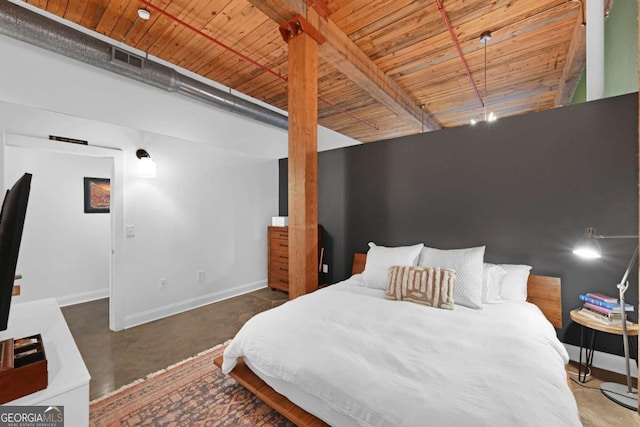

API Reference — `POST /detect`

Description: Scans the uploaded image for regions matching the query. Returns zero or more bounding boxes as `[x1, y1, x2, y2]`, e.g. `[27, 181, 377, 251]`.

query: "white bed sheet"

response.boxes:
[223, 275, 580, 427]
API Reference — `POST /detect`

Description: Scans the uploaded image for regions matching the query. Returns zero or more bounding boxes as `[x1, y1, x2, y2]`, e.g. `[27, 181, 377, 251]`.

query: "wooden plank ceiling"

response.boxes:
[26, 0, 597, 143]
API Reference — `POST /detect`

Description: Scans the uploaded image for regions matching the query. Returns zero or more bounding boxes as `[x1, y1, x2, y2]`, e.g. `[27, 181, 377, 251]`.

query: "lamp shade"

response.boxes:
[573, 227, 602, 259]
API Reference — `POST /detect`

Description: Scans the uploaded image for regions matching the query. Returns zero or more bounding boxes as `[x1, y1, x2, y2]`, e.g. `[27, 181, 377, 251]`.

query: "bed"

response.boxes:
[216, 251, 580, 427]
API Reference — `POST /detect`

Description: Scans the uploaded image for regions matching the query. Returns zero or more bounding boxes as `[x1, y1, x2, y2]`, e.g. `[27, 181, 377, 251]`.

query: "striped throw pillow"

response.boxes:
[385, 265, 456, 310]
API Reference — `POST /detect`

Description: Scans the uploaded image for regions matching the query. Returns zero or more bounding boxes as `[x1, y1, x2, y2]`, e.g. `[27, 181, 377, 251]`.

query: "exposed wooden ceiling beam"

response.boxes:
[555, 7, 585, 106]
[247, 0, 303, 25]
[555, 0, 615, 106]
[247, 0, 440, 132]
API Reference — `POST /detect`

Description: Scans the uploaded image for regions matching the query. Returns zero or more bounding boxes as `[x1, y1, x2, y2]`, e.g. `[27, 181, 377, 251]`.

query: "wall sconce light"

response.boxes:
[136, 149, 156, 178]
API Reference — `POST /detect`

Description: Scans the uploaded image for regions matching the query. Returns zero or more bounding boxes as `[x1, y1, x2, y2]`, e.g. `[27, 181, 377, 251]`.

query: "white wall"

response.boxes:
[0, 4, 362, 329]
[122, 134, 279, 326]
[0, 100, 279, 329]
[5, 147, 111, 305]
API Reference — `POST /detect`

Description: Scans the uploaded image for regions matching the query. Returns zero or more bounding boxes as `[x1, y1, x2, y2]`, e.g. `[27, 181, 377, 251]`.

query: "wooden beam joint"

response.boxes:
[307, 0, 331, 19]
[279, 14, 326, 45]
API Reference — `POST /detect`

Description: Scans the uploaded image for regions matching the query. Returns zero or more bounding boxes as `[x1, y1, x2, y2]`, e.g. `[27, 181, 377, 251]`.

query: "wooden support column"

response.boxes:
[283, 15, 323, 299]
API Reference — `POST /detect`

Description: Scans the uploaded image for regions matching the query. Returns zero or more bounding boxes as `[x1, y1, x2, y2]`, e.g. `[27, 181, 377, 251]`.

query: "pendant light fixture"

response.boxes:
[472, 31, 497, 125]
[480, 31, 496, 123]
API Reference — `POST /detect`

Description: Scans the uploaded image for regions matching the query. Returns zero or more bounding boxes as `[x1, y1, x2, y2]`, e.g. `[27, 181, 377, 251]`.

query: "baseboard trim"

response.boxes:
[57, 288, 109, 307]
[564, 343, 638, 378]
[123, 280, 268, 329]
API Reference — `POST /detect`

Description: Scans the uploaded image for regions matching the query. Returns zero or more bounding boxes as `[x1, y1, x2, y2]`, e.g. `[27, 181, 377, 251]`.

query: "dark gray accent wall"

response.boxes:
[280, 93, 638, 355]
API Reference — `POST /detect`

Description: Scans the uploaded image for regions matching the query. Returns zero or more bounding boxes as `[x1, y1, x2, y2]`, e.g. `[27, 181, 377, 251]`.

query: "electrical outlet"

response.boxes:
[197, 270, 205, 283]
[322, 264, 329, 274]
[159, 278, 167, 289]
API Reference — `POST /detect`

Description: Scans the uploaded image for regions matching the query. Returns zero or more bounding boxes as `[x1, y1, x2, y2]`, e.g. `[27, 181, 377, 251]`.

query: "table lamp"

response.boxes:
[573, 227, 638, 410]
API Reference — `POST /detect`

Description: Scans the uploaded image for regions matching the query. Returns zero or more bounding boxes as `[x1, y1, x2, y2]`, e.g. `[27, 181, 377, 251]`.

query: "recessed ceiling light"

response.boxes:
[137, 9, 151, 20]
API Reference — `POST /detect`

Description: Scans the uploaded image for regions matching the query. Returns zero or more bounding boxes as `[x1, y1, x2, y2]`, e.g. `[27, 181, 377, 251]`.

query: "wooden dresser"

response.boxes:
[268, 226, 324, 292]
[268, 226, 290, 291]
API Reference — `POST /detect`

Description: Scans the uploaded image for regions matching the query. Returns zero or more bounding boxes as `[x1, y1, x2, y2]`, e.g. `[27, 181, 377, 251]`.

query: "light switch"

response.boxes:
[126, 225, 135, 237]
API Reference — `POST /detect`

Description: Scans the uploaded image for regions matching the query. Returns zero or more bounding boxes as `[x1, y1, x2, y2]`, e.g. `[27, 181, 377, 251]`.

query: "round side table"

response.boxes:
[570, 308, 639, 383]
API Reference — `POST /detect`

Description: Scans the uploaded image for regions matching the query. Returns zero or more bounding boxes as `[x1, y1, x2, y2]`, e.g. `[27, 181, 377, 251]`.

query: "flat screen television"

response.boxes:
[0, 173, 32, 332]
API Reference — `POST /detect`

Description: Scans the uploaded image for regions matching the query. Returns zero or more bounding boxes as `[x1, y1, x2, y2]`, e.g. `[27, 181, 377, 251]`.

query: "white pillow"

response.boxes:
[362, 242, 424, 290]
[482, 263, 507, 304]
[418, 246, 485, 309]
[497, 264, 532, 301]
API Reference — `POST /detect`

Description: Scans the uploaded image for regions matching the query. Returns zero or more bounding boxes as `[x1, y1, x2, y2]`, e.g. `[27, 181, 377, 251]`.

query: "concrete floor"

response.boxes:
[61, 287, 287, 400]
[62, 289, 640, 425]
[567, 362, 640, 426]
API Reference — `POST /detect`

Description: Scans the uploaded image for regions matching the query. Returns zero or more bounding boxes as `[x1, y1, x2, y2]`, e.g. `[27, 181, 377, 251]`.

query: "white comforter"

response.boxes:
[223, 275, 581, 427]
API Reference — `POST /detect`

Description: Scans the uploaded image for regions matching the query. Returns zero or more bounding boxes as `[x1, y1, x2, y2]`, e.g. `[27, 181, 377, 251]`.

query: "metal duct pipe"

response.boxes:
[0, 1, 288, 130]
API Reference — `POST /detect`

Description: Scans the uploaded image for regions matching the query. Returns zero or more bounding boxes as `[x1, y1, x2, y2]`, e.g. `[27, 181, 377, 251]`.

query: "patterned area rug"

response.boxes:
[90, 342, 294, 426]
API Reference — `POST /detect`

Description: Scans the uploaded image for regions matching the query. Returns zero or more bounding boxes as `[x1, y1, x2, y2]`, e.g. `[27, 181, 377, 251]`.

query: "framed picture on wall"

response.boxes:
[84, 177, 110, 214]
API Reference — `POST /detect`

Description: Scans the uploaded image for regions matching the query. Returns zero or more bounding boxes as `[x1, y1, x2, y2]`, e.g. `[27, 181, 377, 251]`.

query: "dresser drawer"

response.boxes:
[270, 238, 289, 253]
[269, 228, 288, 240]
[270, 249, 288, 264]
[269, 270, 289, 291]
[269, 258, 289, 275]
[270, 269, 289, 283]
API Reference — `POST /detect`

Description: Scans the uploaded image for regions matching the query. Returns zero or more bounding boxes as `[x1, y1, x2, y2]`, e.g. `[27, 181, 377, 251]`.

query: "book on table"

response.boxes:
[580, 307, 619, 323]
[579, 294, 634, 312]
[578, 307, 630, 325]
[583, 302, 622, 319]
[585, 292, 618, 303]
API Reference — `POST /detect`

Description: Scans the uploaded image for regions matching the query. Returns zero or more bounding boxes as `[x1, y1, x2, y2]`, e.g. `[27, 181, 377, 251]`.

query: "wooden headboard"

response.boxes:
[526, 275, 562, 328]
[351, 253, 562, 329]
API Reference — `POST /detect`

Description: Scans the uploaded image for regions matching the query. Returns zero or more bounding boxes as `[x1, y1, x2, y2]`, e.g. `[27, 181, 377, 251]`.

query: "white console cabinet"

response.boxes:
[0, 298, 90, 426]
